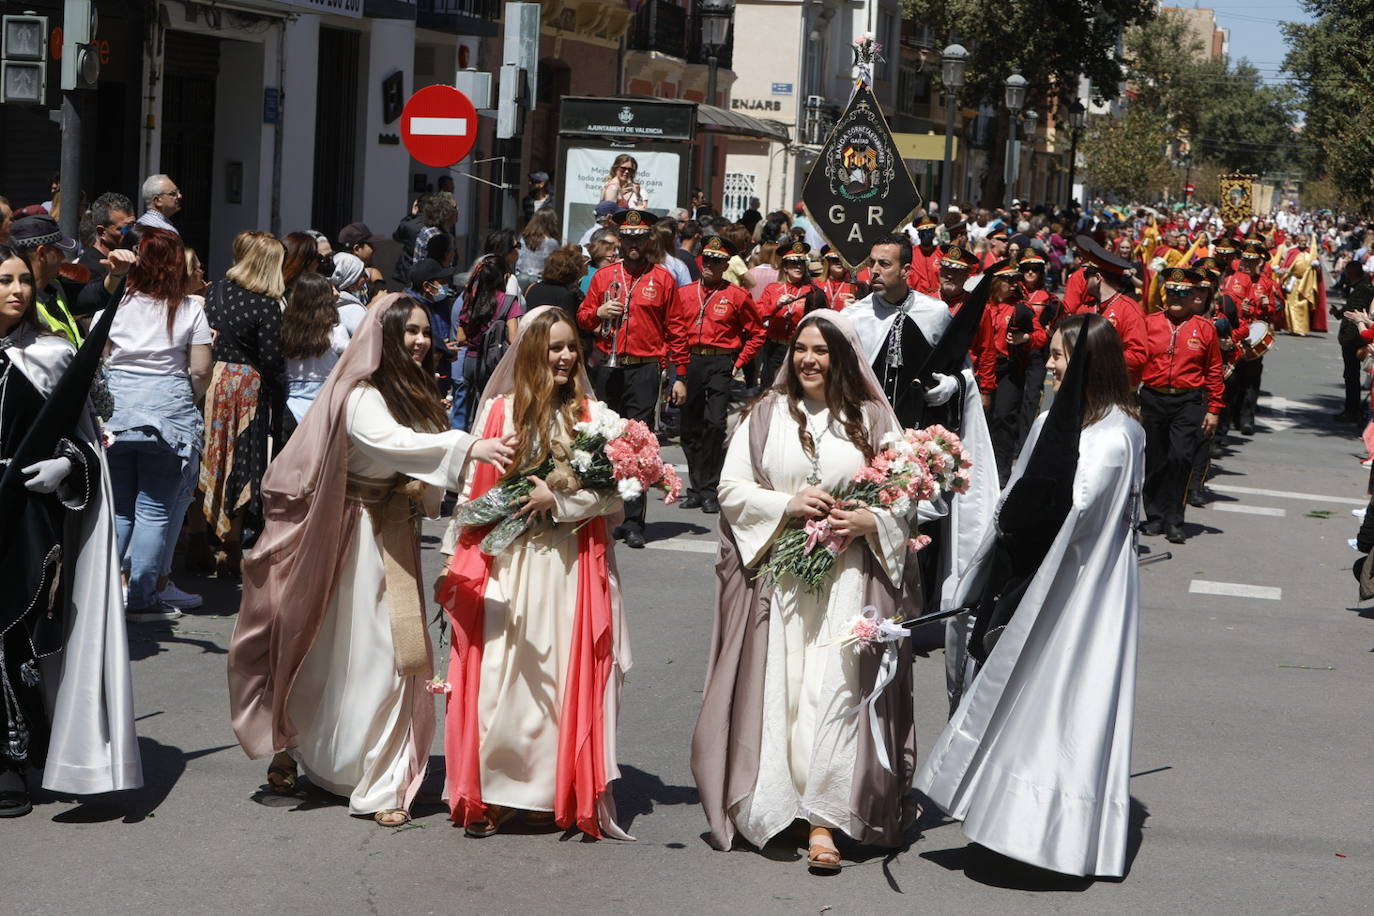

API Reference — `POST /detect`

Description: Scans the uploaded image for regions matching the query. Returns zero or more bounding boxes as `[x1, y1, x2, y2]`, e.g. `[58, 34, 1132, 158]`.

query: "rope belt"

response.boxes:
[345, 473, 430, 677]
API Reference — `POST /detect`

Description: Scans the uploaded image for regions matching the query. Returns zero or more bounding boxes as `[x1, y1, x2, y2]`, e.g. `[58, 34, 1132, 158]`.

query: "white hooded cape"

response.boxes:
[915, 406, 1144, 878]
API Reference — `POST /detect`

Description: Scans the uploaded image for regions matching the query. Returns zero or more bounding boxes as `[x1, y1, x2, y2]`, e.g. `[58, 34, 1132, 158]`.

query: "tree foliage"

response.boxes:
[1080, 106, 1173, 201]
[1283, 0, 1374, 211]
[1123, 11, 1300, 177]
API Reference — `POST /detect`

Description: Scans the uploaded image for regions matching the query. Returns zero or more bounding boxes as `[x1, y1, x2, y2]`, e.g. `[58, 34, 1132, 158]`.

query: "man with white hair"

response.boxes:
[135, 174, 181, 233]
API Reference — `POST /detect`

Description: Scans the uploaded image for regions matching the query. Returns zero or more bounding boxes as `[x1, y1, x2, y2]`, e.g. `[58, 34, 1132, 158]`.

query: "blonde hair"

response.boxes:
[226, 231, 286, 298]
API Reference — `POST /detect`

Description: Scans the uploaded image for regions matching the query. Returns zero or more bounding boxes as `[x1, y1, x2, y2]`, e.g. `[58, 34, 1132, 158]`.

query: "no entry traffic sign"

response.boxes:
[401, 85, 478, 168]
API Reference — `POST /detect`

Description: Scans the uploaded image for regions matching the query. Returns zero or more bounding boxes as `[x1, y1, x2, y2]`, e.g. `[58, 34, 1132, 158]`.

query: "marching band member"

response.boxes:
[819, 249, 858, 309]
[577, 209, 677, 549]
[1230, 239, 1279, 436]
[666, 236, 764, 513]
[1018, 250, 1061, 435]
[973, 261, 1048, 484]
[908, 214, 942, 296]
[1138, 268, 1225, 544]
[936, 243, 979, 315]
[1074, 236, 1149, 385]
[754, 241, 826, 384]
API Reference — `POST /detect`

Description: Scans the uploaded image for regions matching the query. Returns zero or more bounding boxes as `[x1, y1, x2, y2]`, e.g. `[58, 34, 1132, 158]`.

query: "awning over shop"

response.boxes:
[696, 102, 790, 144]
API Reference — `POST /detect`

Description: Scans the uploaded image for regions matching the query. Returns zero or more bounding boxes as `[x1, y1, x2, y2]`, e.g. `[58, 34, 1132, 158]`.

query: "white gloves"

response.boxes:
[924, 372, 960, 406]
[22, 457, 73, 494]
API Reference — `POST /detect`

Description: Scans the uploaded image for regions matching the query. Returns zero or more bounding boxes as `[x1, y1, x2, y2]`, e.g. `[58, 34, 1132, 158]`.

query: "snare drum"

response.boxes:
[1243, 320, 1274, 360]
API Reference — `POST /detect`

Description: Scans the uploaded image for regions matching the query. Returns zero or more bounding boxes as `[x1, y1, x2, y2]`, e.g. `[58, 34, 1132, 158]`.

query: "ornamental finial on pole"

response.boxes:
[852, 33, 884, 86]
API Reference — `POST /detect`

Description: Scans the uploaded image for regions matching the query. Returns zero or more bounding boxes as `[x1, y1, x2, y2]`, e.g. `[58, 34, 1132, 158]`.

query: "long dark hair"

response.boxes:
[126, 227, 189, 338]
[282, 231, 320, 292]
[771, 314, 875, 462]
[1055, 313, 1140, 426]
[503, 310, 587, 483]
[281, 273, 338, 360]
[461, 255, 506, 332]
[0, 245, 40, 335]
[370, 297, 447, 433]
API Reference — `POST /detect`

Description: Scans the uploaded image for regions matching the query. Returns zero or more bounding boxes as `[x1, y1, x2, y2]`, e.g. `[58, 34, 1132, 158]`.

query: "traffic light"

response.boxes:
[1, 14, 48, 105]
[60, 0, 98, 91]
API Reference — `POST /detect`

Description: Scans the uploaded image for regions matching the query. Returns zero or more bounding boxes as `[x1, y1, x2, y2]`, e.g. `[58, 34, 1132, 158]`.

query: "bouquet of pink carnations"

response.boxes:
[456, 402, 681, 555]
[756, 425, 971, 593]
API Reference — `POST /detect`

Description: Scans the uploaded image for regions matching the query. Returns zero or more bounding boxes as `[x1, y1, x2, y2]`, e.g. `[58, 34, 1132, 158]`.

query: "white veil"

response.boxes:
[476, 305, 594, 405]
[766, 307, 895, 424]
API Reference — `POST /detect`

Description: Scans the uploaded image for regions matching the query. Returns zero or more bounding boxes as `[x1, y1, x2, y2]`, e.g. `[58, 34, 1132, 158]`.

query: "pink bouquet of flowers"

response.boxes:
[757, 425, 971, 593]
[457, 402, 681, 554]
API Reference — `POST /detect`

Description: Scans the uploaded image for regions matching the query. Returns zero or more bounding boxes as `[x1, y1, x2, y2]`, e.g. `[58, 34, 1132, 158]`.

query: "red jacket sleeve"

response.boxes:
[1115, 303, 1149, 384]
[579, 269, 607, 331]
[972, 308, 998, 392]
[1063, 268, 1088, 314]
[1202, 322, 1225, 413]
[665, 282, 693, 372]
[736, 291, 765, 368]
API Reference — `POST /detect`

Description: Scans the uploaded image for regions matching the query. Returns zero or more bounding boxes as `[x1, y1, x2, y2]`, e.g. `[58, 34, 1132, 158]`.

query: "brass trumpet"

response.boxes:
[599, 281, 627, 368]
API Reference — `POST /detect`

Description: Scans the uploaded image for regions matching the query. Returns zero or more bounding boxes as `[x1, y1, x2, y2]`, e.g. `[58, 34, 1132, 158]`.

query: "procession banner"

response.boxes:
[800, 82, 922, 268]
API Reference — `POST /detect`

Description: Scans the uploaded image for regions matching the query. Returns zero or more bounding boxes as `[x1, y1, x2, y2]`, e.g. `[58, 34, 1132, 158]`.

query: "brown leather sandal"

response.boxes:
[265, 752, 298, 795]
[464, 805, 515, 838]
[806, 827, 843, 873]
[374, 808, 411, 827]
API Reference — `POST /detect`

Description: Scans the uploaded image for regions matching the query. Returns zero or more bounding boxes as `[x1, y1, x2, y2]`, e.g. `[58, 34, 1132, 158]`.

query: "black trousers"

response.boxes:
[680, 353, 733, 499]
[988, 362, 1030, 486]
[1231, 357, 1263, 430]
[760, 340, 789, 389]
[592, 360, 661, 530]
[1018, 350, 1047, 441]
[1141, 387, 1205, 530]
[1187, 424, 1213, 500]
[1342, 345, 1365, 417]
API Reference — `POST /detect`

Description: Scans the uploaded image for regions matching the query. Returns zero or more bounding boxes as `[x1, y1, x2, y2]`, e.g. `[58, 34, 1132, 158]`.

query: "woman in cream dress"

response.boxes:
[439, 306, 631, 840]
[693, 310, 921, 872]
[228, 294, 514, 827]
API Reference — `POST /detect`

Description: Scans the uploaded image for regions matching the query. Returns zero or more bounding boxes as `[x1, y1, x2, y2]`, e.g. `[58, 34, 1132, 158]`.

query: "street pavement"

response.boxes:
[5, 313, 1373, 915]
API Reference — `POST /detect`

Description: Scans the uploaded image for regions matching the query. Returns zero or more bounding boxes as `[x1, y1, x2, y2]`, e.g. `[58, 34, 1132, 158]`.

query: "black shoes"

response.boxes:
[701, 495, 720, 514]
[1188, 490, 1208, 508]
[1165, 525, 1187, 544]
[1239, 423, 1256, 435]
[1138, 519, 1163, 536]
[680, 493, 703, 510]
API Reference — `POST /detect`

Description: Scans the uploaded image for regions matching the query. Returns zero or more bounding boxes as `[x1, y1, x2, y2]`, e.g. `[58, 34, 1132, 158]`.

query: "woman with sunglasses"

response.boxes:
[601, 154, 648, 210]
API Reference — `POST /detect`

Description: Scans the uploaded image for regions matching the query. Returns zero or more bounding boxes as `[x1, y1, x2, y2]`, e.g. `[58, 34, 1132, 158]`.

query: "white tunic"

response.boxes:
[916, 407, 1145, 877]
[286, 385, 471, 814]
[718, 399, 908, 847]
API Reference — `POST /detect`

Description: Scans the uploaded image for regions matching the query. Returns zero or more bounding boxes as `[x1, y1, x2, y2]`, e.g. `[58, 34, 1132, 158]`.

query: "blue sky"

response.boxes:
[1203, 0, 1312, 79]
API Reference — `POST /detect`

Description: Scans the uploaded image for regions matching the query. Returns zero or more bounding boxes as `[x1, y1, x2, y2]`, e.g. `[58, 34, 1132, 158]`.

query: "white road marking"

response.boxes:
[644, 539, 718, 554]
[408, 116, 468, 136]
[1256, 418, 1297, 432]
[1258, 395, 1320, 412]
[1189, 580, 1282, 601]
[1208, 483, 1366, 506]
[1209, 503, 1287, 517]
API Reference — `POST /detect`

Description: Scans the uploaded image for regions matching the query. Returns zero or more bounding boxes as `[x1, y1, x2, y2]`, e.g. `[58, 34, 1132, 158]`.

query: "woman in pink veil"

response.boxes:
[436, 305, 632, 840]
[691, 309, 922, 871]
[227, 293, 513, 828]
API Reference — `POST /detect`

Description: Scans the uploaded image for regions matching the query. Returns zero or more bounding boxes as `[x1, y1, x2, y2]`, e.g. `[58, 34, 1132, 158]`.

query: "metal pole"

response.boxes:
[1004, 117, 1017, 212]
[58, 93, 81, 242]
[940, 93, 956, 215]
[1066, 129, 1079, 210]
[705, 53, 718, 209]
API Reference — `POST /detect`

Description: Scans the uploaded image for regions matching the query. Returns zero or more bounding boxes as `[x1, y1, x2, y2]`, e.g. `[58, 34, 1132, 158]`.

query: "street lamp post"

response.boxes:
[939, 43, 967, 215]
[699, 0, 735, 213]
[1003, 69, 1026, 212]
[1065, 99, 1086, 210]
[1021, 108, 1038, 206]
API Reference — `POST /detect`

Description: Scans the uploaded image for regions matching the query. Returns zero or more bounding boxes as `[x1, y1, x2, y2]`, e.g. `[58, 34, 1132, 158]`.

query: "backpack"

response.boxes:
[466, 292, 516, 395]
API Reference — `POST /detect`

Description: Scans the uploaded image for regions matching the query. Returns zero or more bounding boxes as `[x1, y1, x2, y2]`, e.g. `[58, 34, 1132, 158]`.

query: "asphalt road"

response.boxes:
[5, 308, 1373, 915]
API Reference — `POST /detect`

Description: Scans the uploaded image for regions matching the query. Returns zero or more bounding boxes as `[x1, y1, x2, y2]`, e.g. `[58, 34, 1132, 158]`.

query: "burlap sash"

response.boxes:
[345, 473, 430, 676]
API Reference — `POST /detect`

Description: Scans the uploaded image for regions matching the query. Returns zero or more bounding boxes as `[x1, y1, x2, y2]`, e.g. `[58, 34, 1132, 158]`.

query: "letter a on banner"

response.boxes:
[800, 39, 921, 268]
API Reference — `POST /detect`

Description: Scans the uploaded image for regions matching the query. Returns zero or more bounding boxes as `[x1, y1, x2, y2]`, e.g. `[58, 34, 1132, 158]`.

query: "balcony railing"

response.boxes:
[627, 0, 734, 71]
[627, 0, 689, 60]
[416, 0, 502, 28]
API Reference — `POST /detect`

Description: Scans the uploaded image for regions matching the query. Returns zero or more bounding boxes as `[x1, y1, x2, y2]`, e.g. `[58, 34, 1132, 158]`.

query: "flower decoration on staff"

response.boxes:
[455, 402, 682, 555]
[851, 32, 884, 84]
[841, 605, 911, 651]
[757, 425, 971, 593]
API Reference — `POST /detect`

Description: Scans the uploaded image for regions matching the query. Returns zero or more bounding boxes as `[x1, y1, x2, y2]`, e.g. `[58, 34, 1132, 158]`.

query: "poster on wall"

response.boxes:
[562, 147, 681, 245]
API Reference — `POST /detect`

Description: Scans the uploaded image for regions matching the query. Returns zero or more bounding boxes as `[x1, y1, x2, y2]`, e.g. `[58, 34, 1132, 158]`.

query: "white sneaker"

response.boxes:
[157, 580, 203, 609]
[1361, 458, 1373, 468]
[127, 601, 183, 623]
[1354, 508, 1368, 519]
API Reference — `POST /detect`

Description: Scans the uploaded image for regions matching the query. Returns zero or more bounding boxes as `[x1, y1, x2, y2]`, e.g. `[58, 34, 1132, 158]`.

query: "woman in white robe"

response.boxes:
[228, 294, 514, 827]
[692, 310, 921, 871]
[438, 306, 631, 840]
[0, 245, 140, 817]
[916, 313, 1145, 878]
